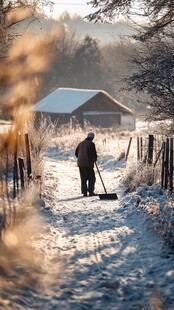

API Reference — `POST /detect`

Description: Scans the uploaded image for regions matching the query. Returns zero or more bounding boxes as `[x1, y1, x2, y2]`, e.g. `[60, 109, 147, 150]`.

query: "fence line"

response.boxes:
[129, 134, 174, 192]
[0, 131, 42, 240]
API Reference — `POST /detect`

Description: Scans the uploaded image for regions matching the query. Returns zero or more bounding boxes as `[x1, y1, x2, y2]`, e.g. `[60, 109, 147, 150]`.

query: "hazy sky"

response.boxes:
[45, 0, 96, 19]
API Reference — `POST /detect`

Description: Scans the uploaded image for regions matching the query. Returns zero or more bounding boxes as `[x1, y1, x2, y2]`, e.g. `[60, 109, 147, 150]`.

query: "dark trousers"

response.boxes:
[79, 167, 96, 195]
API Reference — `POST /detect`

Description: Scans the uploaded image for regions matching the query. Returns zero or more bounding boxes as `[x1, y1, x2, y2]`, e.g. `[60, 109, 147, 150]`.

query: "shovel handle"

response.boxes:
[95, 162, 108, 194]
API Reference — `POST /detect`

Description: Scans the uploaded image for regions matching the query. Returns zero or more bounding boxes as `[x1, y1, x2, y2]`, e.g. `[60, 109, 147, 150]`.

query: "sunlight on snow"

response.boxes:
[122, 246, 136, 255]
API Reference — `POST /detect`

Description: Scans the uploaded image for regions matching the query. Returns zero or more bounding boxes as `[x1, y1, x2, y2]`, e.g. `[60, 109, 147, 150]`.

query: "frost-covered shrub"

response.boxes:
[122, 161, 160, 192]
[23, 115, 56, 177]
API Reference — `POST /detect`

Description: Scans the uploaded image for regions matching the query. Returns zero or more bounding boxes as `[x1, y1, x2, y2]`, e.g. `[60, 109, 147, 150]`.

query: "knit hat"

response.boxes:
[87, 132, 95, 138]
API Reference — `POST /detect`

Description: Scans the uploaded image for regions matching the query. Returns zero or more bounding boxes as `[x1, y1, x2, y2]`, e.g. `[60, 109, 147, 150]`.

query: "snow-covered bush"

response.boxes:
[23, 115, 56, 177]
[122, 161, 160, 192]
[135, 184, 174, 245]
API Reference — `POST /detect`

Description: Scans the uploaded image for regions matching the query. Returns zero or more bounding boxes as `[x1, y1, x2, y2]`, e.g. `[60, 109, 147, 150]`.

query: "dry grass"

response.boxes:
[122, 161, 161, 192]
[53, 120, 135, 159]
[0, 7, 65, 299]
[23, 115, 56, 177]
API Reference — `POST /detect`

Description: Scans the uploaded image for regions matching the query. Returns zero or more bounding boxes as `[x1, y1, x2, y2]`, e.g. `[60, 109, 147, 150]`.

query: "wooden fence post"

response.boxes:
[148, 134, 154, 164]
[140, 137, 143, 161]
[125, 137, 132, 161]
[13, 135, 19, 199]
[5, 145, 9, 199]
[169, 138, 173, 192]
[164, 138, 169, 189]
[161, 142, 165, 188]
[154, 142, 164, 168]
[18, 158, 25, 190]
[137, 137, 140, 161]
[25, 133, 32, 182]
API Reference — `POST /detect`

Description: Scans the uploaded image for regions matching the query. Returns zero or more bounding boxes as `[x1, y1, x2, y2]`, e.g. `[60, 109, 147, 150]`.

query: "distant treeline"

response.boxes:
[26, 13, 147, 113]
[40, 33, 147, 112]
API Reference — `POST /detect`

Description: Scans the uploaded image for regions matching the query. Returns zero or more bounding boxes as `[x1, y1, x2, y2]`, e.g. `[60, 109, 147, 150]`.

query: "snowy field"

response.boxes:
[1, 130, 174, 310]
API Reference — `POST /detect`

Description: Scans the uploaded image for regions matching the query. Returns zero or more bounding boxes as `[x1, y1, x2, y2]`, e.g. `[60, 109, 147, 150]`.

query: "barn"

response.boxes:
[33, 88, 135, 130]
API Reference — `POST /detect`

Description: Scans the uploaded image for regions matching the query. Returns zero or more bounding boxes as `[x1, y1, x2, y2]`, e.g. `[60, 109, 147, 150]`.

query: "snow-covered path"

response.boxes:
[34, 156, 174, 310]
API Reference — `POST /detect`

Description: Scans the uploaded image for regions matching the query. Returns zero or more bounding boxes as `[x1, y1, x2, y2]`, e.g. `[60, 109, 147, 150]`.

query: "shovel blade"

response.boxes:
[99, 193, 118, 200]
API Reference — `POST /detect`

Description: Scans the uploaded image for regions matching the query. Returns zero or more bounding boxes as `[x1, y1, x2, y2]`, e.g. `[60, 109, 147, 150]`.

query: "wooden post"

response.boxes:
[143, 136, 148, 163]
[140, 137, 143, 160]
[169, 138, 173, 192]
[25, 133, 32, 182]
[164, 138, 169, 189]
[154, 142, 164, 168]
[161, 142, 165, 188]
[18, 158, 25, 190]
[148, 135, 154, 164]
[5, 145, 9, 199]
[13, 135, 19, 199]
[125, 137, 132, 161]
[137, 137, 140, 161]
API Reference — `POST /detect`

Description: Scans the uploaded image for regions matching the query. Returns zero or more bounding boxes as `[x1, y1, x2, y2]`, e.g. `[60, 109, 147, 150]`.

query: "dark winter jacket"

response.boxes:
[75, 138, 97, 168]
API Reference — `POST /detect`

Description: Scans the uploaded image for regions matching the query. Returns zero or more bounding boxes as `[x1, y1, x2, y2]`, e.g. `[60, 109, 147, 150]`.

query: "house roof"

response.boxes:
[33, 87, 133, 114]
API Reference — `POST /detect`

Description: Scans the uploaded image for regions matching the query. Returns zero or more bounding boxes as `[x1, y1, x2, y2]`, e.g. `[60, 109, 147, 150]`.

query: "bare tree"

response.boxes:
[126, 36, 174, 121]
[87, 0, 174, 39]
[87, 0, 174, 121]
[45, 26, 78, 93]
[0, 0, 51, 57]
[0, 0, 55, 118]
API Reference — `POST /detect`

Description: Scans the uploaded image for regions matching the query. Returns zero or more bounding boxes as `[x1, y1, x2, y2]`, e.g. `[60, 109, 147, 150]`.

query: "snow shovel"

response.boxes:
[95, 162, 118, 200]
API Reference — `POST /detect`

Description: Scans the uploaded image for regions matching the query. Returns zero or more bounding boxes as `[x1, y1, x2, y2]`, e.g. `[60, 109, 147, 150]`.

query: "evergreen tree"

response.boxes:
[72, 35, 103, 89]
